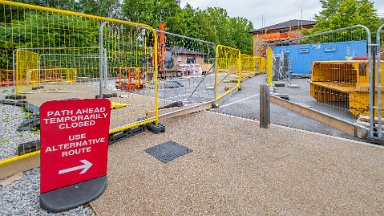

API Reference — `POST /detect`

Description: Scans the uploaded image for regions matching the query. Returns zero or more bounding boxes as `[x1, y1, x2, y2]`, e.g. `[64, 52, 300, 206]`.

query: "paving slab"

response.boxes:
[92, 111, 384, 215]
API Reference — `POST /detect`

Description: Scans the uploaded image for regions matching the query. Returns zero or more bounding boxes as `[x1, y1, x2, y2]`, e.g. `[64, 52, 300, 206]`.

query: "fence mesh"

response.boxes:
[0, 1, 158, 160]
[100, 22, 158, 131]
[14, 47, 100, 94]
[241, 54, 266, 79]
[149, 30, 216, 114]
[266, 26, 370, 125]
[371, 25, 384, 139]
[215, 45, 241, 102]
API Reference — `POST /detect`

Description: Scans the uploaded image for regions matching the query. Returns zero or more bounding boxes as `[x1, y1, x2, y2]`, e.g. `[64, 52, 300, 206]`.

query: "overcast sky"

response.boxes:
[180, 0, 384, 30]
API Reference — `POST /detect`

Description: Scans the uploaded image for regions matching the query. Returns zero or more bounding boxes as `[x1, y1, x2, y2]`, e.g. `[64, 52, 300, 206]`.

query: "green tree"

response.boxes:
[4, 0, 256, 57]
[77, 0, 118, 17]
[0, 13, 100, 68]
[165, 5, 218, 44]
[167, 3, 196, 36]
[13, 0, 121, 17]
[14, 0, 79, 10]
[194, 10, 218, 43]
[122, 0, 181, 29]
[309, 0, 382, 35]
[205, 7, 232, 46]
[1, 0, 79, 22]
[229, 17, 254, 54]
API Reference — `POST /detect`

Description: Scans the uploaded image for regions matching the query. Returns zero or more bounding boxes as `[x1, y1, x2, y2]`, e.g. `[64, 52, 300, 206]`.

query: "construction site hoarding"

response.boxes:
[273, 40, 367, 76]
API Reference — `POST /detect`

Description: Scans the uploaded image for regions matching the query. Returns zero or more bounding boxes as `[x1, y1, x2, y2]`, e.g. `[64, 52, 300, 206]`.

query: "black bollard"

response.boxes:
[260, 84, 270, 128]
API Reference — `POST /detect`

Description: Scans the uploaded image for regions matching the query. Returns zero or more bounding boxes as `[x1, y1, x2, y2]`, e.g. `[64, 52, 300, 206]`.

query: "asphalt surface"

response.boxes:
[213, 74, 358, 140]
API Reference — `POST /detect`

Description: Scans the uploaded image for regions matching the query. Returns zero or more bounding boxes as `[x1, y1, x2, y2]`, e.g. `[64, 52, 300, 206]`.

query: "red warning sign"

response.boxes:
[40, 99, 111, 193]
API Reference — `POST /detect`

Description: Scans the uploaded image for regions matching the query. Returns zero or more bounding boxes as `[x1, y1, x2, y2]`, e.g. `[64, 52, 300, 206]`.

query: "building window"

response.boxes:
[187, 57, 196, 64]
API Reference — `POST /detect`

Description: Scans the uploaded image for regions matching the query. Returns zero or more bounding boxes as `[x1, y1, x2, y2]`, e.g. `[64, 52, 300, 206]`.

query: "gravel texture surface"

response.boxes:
[0, 168, 93, 216]
[92, 111, 384, 215]
[0, 104, 39, 160]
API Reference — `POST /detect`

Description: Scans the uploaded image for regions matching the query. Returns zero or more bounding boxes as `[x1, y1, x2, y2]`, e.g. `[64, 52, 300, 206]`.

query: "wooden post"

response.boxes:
[260, 84, 270, 128]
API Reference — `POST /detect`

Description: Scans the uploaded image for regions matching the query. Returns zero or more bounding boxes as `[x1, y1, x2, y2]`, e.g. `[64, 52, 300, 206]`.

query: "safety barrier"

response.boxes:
[0, 0, 266, 164]
[14, 47, 99, 94]
[258, 56, 266, 73]
[98, 21, 158, 132]
[0, 69, 14, 86]
[267, 47, 273, 85]
[215, 45, 241, 102]
[0, 0, 158, 161]
[31, 68, 77, 84]
[241, 54, 266, 79]
[14, 50, 39, 93]
[370, 24, 384, 140]
[151, 29, 217, 112]
[264, 25, 372, 134]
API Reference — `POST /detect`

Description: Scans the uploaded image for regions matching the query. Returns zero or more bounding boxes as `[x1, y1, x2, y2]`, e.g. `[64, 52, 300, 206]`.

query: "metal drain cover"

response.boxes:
[144, 141, 192, 163]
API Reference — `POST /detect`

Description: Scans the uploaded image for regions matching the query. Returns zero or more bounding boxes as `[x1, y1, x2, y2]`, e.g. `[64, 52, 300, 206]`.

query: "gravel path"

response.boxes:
[0, 104, 40, 160]
[0, 168, 93, 216]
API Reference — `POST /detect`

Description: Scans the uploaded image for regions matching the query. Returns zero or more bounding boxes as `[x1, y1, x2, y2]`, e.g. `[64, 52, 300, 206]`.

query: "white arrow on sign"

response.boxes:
[58, 160, 93, 175]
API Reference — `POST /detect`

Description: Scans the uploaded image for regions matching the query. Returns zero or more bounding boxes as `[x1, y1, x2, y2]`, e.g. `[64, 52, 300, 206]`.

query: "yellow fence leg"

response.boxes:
[267, 47, 273, 86]
[238, 50, 242, 89]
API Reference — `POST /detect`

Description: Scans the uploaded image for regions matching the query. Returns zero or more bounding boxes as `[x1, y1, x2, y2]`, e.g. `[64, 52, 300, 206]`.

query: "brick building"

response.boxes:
[251, 19, 316, 56]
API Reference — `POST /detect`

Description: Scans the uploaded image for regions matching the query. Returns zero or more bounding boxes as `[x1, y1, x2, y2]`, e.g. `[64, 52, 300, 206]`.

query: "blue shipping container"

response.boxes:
[272, 40, 367, 76]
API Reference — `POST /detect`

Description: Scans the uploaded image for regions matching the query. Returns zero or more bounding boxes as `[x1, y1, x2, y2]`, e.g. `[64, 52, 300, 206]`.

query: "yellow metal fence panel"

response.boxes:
[153, 30, 216, 112]
[267, 26, 370, 127]
[31, 68, 77, 84]
[260, 57, 266, 73]
[15, 50, 39, 93]
[267, 47, 273, 86]
[0, 0, 252, 163]
[0, 69, 13, 86]
[241, 54, 266, 78]
[215, 45, 241, 101]
[0, 0, 158, 161]
[100, 22, 159, 132]
[241, 54, 256, 78]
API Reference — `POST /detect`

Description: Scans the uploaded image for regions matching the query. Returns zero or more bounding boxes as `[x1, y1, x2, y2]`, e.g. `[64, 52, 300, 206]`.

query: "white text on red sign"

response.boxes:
[45, 133, 106, 157]
[42, 107, 108, 129]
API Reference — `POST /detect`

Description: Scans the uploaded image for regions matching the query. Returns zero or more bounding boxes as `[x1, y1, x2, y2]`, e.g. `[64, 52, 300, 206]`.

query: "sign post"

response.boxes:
[40, 99, 111, 213]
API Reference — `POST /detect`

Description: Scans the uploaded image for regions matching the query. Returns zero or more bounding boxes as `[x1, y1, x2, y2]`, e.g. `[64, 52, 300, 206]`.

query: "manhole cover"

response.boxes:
[144, 141, 192, 163]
